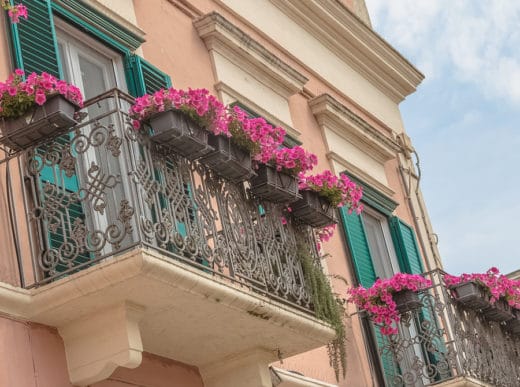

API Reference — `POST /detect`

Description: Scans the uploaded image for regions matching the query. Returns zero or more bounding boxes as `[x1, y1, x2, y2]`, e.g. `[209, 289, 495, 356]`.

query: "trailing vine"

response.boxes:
[298, 243, 347, 381]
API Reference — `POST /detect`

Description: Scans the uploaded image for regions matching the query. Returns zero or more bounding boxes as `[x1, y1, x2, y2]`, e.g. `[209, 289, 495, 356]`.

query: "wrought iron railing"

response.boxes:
[1, 89, 320, 313]
[369, 269, 520, 387]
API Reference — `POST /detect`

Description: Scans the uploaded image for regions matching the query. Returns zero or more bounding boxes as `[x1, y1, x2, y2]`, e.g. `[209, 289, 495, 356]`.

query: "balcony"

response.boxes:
[0, 89, 334, 386]
[366, 270, 520, 387]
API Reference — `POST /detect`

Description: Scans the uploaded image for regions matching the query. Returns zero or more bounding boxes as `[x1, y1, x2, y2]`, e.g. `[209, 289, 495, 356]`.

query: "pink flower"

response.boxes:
[34, 91, 46, 105]
[347, 273, 432, 336]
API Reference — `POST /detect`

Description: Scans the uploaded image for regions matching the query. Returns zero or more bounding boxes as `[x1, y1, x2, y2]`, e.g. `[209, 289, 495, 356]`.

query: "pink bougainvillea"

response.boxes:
[444, 267, 520, 309]
[299, 170, 363, 211]
[0, 69, 83, 119]
[129, 88, 230, 136]
[270, 145, 318, 176]
[348, 273, 432, 335]
[2, 1, 27, 23]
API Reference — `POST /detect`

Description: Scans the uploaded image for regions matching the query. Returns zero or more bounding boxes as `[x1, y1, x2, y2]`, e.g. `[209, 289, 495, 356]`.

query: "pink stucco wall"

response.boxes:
[0, 316, 204, 387]
[0, 1, 424, 386]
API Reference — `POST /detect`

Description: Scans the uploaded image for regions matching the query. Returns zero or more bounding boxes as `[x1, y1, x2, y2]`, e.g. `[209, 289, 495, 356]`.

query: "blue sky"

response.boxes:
[365, 1, 520, 275]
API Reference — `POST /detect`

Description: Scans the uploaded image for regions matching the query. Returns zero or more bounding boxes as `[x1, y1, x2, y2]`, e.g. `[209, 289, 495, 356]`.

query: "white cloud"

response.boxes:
[366, 0, 520, 105]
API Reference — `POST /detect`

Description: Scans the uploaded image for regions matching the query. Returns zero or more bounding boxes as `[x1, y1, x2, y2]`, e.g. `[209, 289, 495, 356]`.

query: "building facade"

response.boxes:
[0, 1, 518, 387]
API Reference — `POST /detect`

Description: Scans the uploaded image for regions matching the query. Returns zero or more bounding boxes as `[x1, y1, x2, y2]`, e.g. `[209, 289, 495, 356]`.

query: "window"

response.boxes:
[362, 208, 400, 280]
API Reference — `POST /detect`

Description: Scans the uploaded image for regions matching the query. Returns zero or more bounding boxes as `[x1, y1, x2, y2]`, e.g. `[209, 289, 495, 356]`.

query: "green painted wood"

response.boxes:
[339, 207, 376, 287]
[389, 217, 424, 275]
[342, 172, 398, 216]
[125, 54, 172, 97]
[51, 0, 144, 52]
[390, 216, 447, 379]
[8, 0, 91, 270]
[9, 0, 61, 77]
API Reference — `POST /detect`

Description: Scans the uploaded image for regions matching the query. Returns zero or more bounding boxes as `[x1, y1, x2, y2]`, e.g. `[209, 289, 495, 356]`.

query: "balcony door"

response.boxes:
[42, 22, 130, 260]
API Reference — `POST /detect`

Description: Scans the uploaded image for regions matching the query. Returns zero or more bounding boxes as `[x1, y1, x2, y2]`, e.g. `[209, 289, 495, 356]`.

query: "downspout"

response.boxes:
[396, 134, 443, 271]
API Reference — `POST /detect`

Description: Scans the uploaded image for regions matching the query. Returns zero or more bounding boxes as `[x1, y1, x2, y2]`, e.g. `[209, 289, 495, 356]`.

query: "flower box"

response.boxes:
[291, 190, 336, 227]
[482, 298, 514, 322]
[449, 281, 491, 310]
[250, 164, 299, 203]
[393, 289, 422, 314]
[199, 133, 254, 182]
[0, 94, 78, 151]
[148, 109, 212, 160]
[505, 309, 520, 335]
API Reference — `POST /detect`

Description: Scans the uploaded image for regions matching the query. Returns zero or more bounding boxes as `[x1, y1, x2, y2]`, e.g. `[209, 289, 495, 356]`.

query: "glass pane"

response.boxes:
[78, 54, 109, 117]
[363, 212, 394, 279]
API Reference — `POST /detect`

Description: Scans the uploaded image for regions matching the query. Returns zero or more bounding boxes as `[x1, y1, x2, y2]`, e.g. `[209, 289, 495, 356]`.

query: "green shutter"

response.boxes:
[340, 208, 398, 384]
[9, 0, 61, 76]
[389, 217, 424, 275]
[8, 0, 89, 272]
[125, 54, 171, 96]
[339, 208, 376, 287]
[390, 217, 448, 380]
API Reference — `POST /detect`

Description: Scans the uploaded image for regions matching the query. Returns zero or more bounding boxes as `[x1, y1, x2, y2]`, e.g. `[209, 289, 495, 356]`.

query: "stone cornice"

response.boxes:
[194, 12, 308, 97]
[309, 93, 400, 164]
[270, 0, 424, 102]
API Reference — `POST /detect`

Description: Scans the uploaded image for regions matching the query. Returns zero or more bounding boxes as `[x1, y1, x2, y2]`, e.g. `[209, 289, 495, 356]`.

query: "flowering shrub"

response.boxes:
[348, 273, 432, 335]
[299, 170, 363, 211]
[444, 267, 520, 309]
[270, 145, 317, 176]
[2, 1, 27, 23]
[227, 105, 285, 163]
[0, 69, 83, 119]
[129, 88, 229, 136]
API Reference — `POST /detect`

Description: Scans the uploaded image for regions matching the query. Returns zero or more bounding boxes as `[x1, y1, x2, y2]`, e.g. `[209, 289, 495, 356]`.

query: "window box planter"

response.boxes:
[199, 133, 254, 182]
[291, 190, 336, 227]
[505, 308, 520, 335]
[148, 109, 212, 160]
[0, 94, 78, 151]
[394, 289, 422, 314]
[482, 298, 514, 322]
[449, 281, 491, 310]
[250, 164, 299, 203]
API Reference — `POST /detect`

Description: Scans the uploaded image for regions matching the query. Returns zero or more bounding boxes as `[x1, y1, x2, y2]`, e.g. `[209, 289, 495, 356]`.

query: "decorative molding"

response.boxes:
[346, 172, 398, 216]
[327, 151, 395, 199]
[0, 248, 334, 386]
[58, 302, 145, 386]
[310, 93, 400, 164]
[53, 0, 145, 51]
[194, 12, 308, 98]
[215, 81, 301, 139]
[270, 0, 424, 102]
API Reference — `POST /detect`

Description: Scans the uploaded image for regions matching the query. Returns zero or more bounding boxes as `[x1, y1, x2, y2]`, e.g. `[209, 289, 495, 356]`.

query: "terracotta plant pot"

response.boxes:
[250, 164, 299, 203]
[199, 133, 254, 182]
[0, 94, 78, 151]
[393, 289, 422, 314]
[291, 190, 336, 227]
[449, 281, 491, 310]
[148, 109, 212, 160]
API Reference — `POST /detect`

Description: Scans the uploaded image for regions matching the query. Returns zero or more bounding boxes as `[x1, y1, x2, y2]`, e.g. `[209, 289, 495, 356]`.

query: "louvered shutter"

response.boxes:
[8, 0, 90, 272]
[390, 217, 447, 380]
[9, 0, 61, 76]
[125, 54, 172, 97]
[340, 208, 399, 383]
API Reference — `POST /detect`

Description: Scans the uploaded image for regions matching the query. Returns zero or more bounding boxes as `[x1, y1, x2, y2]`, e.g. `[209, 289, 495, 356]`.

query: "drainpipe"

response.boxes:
[396, 133, 443, 272]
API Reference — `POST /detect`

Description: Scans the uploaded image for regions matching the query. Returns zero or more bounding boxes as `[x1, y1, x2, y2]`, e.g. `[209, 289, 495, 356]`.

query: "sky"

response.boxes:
[365, 1, 520, 275]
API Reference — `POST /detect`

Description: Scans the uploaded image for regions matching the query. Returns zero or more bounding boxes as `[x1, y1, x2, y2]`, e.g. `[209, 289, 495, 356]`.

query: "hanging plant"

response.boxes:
[297, 243, 347, 381]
